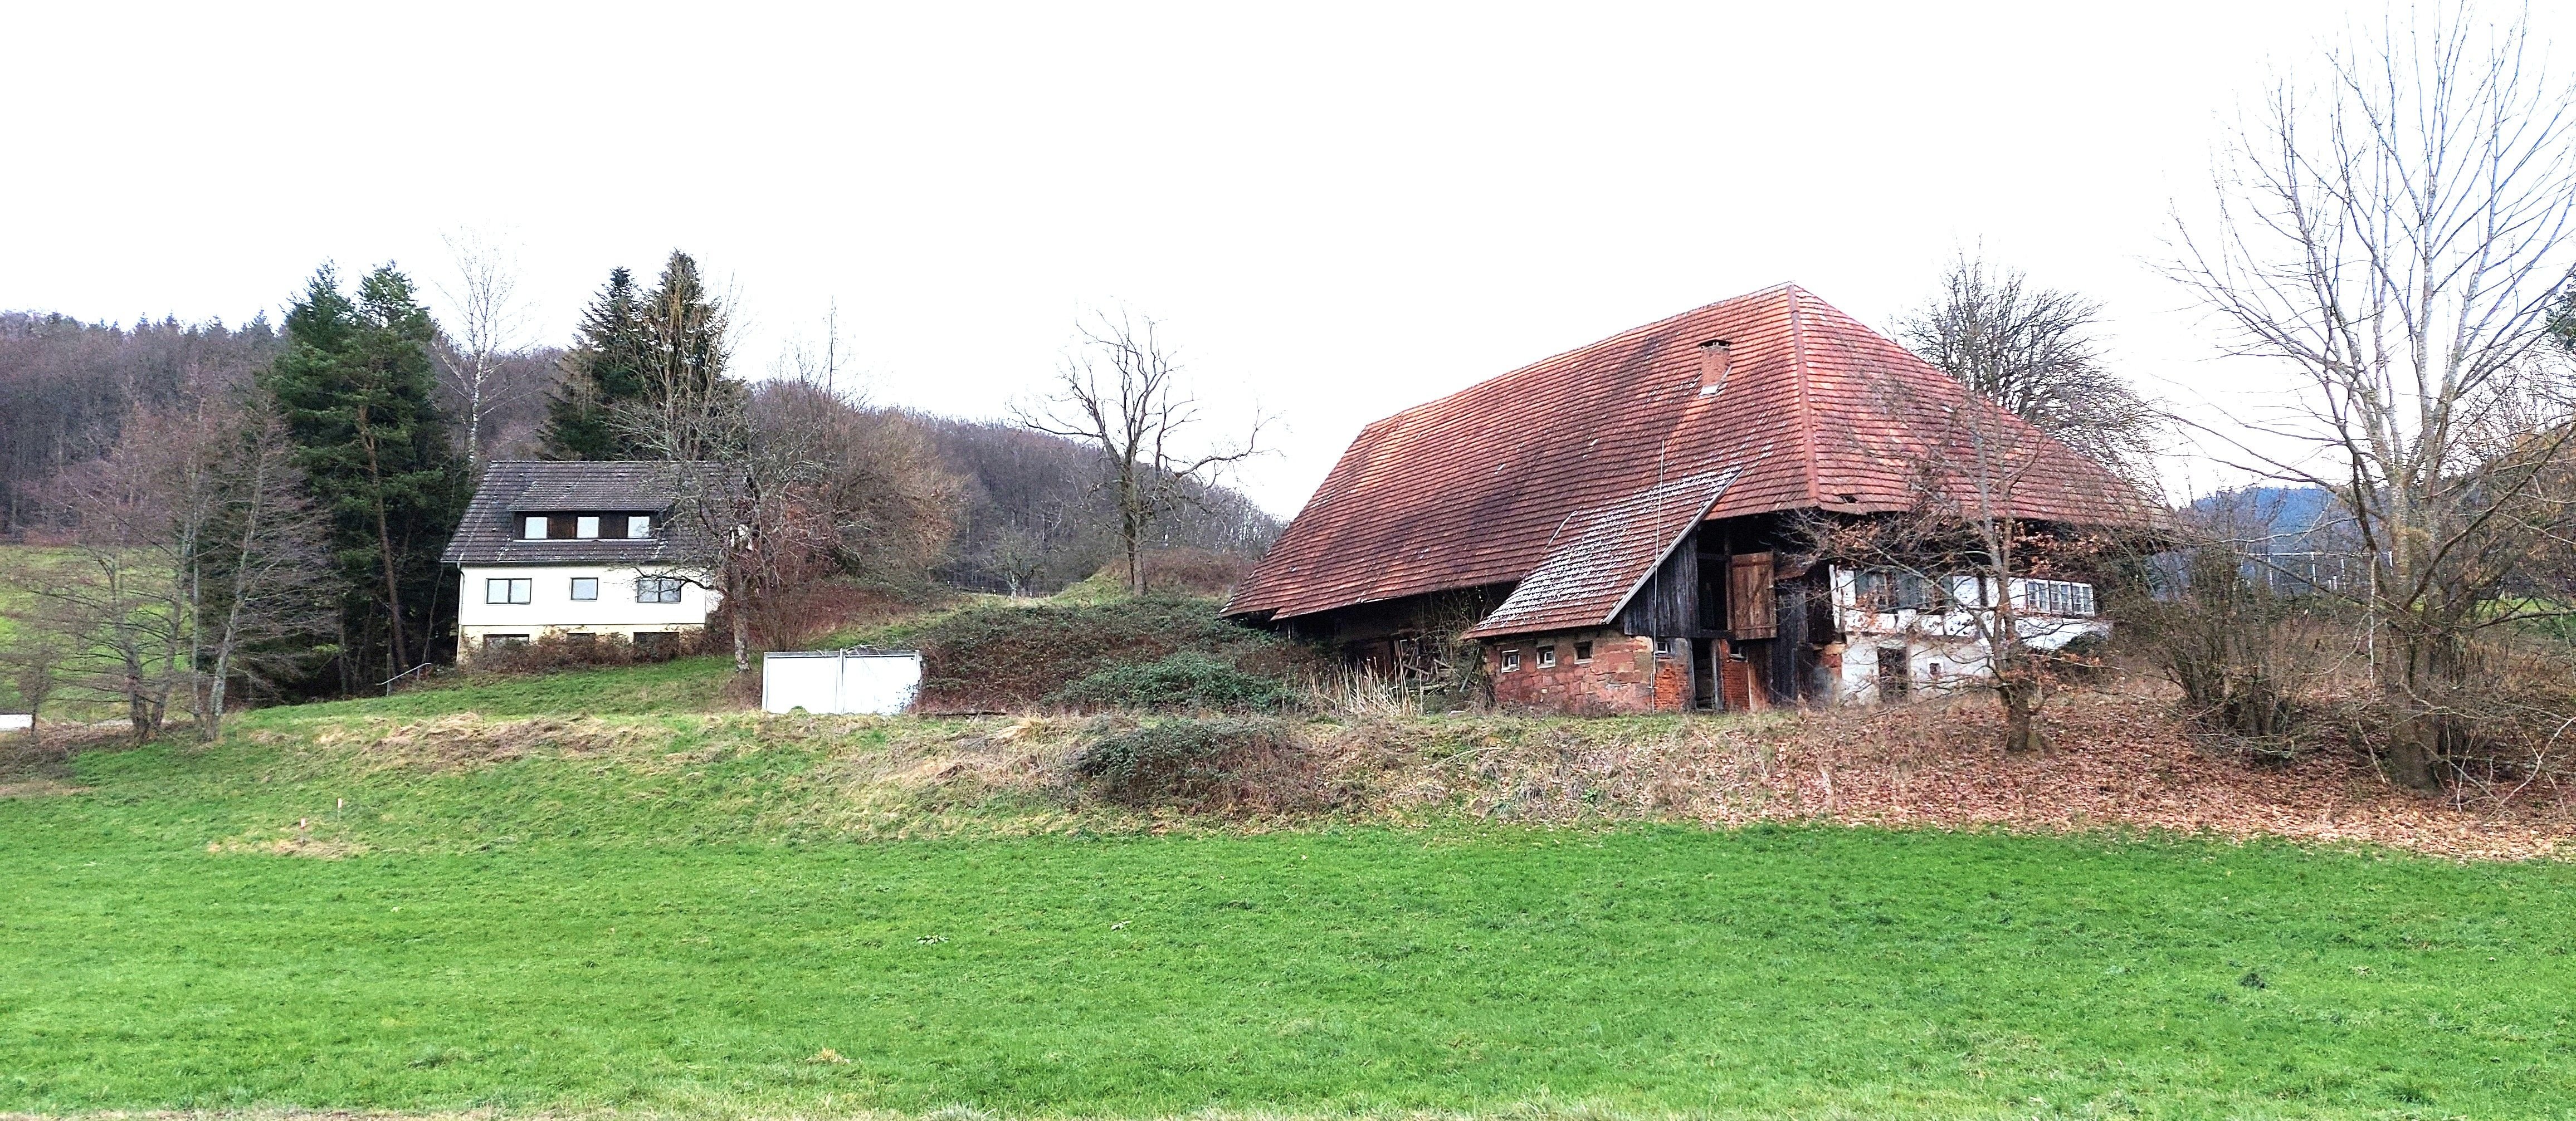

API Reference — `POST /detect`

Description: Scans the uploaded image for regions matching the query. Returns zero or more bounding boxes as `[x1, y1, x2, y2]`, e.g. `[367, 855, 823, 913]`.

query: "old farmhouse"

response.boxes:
[440, 461, 720, 662]
[1224, 285, 2155, 713]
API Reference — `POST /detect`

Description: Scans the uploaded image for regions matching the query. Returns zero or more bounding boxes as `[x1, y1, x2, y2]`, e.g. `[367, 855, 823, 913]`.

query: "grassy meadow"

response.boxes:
[4, 655, 2575, 1119]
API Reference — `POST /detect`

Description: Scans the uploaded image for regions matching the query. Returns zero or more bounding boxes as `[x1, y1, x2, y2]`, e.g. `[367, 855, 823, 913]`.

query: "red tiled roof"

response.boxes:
[1226, 285, 2157, 624]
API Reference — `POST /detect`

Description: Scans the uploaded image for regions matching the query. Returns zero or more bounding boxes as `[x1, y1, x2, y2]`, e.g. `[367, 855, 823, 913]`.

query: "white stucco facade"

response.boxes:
[1827, 566, 2112, 704]
[455, 563, 719, 662]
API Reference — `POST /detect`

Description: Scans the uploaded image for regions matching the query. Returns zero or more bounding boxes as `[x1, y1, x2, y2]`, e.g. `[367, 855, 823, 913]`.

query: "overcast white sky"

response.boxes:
[6, 2, 2568, 515]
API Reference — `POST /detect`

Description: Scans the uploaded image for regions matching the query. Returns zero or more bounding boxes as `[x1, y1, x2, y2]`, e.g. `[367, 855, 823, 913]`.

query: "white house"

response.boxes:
[1827, 567, 2111, 704]
[440, 461, 723, 663]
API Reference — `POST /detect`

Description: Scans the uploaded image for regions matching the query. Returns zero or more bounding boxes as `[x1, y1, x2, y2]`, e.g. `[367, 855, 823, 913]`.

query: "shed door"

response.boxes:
[1728, 552, 1777, 639]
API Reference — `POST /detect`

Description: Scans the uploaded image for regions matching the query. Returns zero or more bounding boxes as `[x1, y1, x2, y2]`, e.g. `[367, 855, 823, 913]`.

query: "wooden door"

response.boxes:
[1728, 552, 1777, 639]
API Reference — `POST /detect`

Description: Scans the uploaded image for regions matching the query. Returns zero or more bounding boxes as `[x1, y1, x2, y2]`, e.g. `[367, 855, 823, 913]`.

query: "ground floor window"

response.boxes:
[1536, 645, 1557, 668]
[636, 576, 684, 604]
[570, 576, 599, 601]
[1500, 649, 1521, 672]
[485, 577, 531, 604]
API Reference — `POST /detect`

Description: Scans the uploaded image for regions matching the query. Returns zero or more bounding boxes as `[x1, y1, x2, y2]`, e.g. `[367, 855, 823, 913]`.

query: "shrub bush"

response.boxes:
[912, 595, 1321, 712]
[1047, 652, 1293, 712]
[1071, 716, 1321, 811]
[469, 630, 703, 675]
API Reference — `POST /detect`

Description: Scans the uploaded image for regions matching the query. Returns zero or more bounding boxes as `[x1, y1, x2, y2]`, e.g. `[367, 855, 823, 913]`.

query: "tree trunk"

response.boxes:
[2000, 687, 2045, 753]
[354, 404, 411, 678]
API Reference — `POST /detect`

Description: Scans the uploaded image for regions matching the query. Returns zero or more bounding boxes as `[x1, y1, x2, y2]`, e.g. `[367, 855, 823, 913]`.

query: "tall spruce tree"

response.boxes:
[540, 266, 651, 460]
[635, 250, 738, 460]
[265, 265, 467, 687]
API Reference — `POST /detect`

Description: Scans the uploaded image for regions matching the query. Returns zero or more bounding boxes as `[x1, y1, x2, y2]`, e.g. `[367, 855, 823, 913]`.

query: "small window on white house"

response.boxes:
[636, 576, 684, 604]
[1500, 649, 1522, 672]
[577, 516, 601, 539]
[1536, 645, 1557, 668]
[1574, 640, 1593, 663]
[482, 634, 529, 650]
[485, 577, 531, 604]
[570, 577, 599, 601]
[628, 515, 652, 539]
[523, 516, 548, 539]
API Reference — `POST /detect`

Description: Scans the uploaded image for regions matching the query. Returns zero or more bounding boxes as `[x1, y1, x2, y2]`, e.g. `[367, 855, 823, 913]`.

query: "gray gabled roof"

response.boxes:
[440, 461, 722, 566]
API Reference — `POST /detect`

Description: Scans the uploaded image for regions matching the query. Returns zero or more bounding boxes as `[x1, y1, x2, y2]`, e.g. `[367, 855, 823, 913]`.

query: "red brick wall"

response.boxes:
[1486, 630, 1662, 714]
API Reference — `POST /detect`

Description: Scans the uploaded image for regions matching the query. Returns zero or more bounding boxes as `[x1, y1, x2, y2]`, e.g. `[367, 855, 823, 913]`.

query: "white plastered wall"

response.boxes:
[1826, 565, 2112, 704]
[455, 563, 719, 662]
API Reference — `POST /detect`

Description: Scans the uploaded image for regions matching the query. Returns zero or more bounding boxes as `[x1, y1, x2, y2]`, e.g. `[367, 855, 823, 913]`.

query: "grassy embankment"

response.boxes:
[5, 615, 2576, 1119]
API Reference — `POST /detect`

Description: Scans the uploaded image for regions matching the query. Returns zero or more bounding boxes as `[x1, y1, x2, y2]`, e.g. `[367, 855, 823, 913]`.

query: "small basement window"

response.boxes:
[523, 516, 548, 539]
[481, 634, 529, 650]
[1536, 645, 1557, 668]
[484, 577, 531, 604]
[1574, 640, 1593, 663]
[570, 577, 599, 601]
[577, 516, 601, 539]
[1500, 649, 1522, 672]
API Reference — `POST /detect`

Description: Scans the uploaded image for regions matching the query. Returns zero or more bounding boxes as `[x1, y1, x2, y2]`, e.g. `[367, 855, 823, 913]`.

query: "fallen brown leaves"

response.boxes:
[1319, 686, 2572, 860]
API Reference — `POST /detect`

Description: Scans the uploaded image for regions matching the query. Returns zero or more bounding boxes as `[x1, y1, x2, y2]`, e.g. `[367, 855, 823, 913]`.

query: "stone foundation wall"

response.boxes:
[1485, 629, 1666, 714]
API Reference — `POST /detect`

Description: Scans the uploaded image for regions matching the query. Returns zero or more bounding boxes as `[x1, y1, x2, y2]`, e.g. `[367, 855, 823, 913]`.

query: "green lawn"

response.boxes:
[4, 670, 2575, 1118]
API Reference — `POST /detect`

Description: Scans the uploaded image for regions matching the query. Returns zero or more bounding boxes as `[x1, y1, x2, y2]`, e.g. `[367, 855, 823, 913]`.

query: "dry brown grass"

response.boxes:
[239, 686, 2576, 859]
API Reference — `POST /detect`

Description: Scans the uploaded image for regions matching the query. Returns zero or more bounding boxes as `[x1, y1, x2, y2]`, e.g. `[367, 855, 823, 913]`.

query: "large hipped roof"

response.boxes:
[1226, 284, 2154, 626]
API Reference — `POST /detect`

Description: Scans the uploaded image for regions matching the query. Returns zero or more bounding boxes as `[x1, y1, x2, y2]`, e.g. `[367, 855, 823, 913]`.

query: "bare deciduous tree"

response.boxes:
[6, 393, 335, 741]
[1805, 378, 2123, 753]
[433, 227, 534, 471]
[2165, 3, 2576, 790]
[1017, 308, 1266, 596]
[1899, 253, 2158, 476]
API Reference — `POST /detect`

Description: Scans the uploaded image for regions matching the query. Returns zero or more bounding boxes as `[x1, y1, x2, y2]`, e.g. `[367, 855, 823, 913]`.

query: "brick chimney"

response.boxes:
[1696, 339, 1732, 396]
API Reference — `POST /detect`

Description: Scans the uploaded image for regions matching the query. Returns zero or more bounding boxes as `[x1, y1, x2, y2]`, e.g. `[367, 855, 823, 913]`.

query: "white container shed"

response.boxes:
[761, 649, 923, 716]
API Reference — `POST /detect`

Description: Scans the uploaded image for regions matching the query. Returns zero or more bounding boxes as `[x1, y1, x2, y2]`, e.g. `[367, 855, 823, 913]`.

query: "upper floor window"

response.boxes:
[523, 516, 548, 539]
[636, 576, 684, 604]
[2017, 579, 2096, 617]
[577, 516, 600, 539]
[485, 577, 531, 604]
[628, 515, 652, 539]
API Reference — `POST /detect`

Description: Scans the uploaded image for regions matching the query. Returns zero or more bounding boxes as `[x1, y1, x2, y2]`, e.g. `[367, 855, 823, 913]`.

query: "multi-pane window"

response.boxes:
[484, 577, 531, 604]
[1574, 640, 1593, 663]
[577, 516, 601, 539]
[1500, 649, 1522, 672]
[2016, 579, 2096, 616]
[1853, 569, 1944, 611]
[635, 576, 684, 604]
[570, 577, 599, 601]
[523, 516, 548, 539]
[628, 515, 652, 539]
[1536, 645, 1557, 668]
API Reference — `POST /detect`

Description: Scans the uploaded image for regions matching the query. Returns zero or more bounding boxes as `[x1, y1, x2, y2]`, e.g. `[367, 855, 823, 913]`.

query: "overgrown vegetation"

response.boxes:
[1070, 715, 1318, 810]
[911, 595, 1315, 712]
[1048, 652, 1294, 713]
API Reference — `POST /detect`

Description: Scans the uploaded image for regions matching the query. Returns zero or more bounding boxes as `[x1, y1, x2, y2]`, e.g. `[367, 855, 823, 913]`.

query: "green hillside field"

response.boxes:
[3, 656, 2573, 1120]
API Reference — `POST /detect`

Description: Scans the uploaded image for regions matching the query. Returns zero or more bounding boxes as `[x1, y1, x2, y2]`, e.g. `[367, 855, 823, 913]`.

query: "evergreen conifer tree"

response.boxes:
[265, 264, 468, 686]
[635, 250, 740, 460]
[539, 266, 651, 460]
